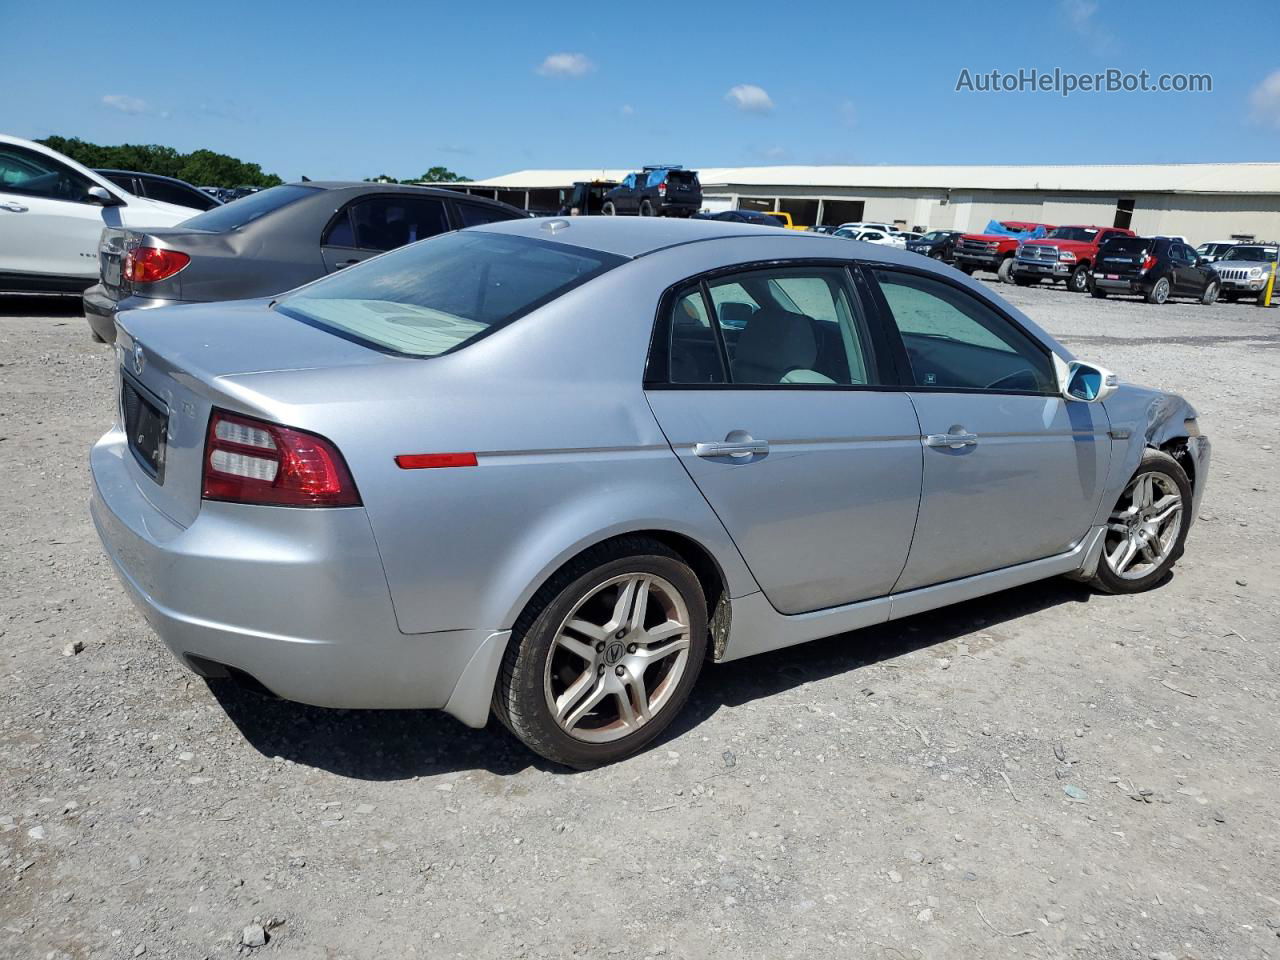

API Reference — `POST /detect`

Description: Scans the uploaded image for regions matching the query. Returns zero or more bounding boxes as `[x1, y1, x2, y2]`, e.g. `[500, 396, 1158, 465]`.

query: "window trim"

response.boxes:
[860, 261, 1062, 397]
[644, 257, 898, 391]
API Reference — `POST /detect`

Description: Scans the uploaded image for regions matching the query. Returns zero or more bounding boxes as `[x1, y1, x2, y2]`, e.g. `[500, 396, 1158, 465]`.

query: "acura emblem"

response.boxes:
[132, 343, 145, 375]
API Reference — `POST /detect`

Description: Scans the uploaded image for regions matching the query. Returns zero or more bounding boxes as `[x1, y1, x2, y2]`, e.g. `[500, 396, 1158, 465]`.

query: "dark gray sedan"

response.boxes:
[83, 181, 526, 342]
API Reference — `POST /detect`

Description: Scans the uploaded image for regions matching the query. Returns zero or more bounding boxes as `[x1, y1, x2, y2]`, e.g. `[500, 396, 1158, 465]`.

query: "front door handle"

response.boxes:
[0, 202, 28, 213]
[925, 431, 979, 449]
[694, 432, 769, 459]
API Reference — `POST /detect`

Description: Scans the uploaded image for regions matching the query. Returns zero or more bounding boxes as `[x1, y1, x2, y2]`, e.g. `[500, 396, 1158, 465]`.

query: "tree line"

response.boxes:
[38, 136, 284, 189]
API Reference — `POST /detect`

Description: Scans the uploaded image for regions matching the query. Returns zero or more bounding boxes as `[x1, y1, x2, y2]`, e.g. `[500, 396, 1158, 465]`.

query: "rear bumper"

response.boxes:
[89, 428, 506, 723]
[1092, 275, 1146, 293]
[83, 286, 184, 344]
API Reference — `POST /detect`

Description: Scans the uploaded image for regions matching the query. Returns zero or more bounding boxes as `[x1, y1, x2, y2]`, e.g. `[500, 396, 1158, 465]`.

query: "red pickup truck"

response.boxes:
[1012, 225, 1137, 293]
[953, 222, 1054, 283]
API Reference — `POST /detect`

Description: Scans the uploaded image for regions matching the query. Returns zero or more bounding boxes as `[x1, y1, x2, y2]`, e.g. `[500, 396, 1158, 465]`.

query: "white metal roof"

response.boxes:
[456, 163, 1280, 195]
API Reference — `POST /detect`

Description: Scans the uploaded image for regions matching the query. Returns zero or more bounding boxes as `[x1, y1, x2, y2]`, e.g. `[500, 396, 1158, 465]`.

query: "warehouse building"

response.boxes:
[442, 163, 1280, 242]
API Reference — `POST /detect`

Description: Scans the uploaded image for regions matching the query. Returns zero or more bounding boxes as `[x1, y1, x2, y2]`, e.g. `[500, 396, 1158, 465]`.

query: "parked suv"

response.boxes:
[1210, 244, 1278, 303]
[1013, 225, 1135, 292]
[602, 167, 702, 217]
[906, 229, 962, 262]
[1089, 236, 1220, 305]
[954, 221, 1053, 283]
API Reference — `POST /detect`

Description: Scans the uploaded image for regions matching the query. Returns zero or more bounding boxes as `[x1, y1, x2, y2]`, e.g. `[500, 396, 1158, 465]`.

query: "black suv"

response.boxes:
[906, 230, 962, 262]
[1089, 236, 1220, 305]
[602, 166, 701, 217]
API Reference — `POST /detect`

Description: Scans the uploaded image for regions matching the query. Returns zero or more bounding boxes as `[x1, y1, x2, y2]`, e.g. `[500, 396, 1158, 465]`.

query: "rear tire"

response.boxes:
[1089, 451, 1192, 595]
[1221, 292, 1238, 302]
[602, 201, 616, 216]
[958, 264, 975, 275]
[1145, 276, 1171, 304]
[1089, 286, 1108, 299]
[997, 257, 1015, 283]
[639, 200, 655, 217]
[493, 537, 708, 769]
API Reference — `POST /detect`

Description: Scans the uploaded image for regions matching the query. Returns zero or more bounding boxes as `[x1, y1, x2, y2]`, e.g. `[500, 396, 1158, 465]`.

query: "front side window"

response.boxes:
[664, 266, 875, 387]
[276, 231, 624, 357]
[873, 269, 1056, 394]
[0, 146, 94, 203]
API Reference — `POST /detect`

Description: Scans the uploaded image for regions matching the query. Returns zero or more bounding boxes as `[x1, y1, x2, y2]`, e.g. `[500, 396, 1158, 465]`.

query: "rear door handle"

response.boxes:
[0, 202, 28, 213]
[694, 438, 769, 459]
[925, 432, 979, 448]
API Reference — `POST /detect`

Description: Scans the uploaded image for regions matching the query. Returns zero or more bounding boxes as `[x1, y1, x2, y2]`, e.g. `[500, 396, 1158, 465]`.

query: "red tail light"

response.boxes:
[1141, 253, 1157, 270]
[202, 410, 361, 508]
[658, 182, 667, 196]
[124, 246, 190, 283]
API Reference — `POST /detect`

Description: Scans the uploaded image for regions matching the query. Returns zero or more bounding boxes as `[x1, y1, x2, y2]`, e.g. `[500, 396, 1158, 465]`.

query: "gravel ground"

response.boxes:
[1, 283, 1277, 960]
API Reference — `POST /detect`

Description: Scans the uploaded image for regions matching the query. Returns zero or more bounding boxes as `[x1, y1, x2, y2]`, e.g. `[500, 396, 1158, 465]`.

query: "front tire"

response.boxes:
[997, 257, 1015, 283]
[1201, 280, 1219, 305]
[1089, 450, 1192, 595]
[1068, 264, 1090, 293]
[493, 537, 708, 769]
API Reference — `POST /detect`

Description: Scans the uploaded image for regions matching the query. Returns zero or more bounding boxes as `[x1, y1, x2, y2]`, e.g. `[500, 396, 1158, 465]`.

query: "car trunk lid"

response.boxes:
[113, 299, 397, 528]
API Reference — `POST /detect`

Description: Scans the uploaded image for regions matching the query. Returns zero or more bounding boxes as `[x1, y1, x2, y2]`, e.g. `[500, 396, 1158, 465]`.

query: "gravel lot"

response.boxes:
[2, 282, 1277, 960]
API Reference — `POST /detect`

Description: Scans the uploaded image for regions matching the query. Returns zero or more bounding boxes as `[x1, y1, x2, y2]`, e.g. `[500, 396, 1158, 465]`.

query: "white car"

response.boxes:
[837, 221, 898, 235]
[834, 226, 906, 248]
[0, 134, 195, 296]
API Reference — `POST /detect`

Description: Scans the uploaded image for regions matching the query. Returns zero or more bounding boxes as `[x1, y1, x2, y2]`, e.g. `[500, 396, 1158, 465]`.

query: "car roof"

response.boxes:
[94, 168, 198, 187]
[470, 215, 840, 258]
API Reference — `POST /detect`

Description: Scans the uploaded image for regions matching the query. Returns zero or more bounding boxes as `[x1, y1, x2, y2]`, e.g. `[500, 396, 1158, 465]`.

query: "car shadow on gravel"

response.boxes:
[666, 576, 1098, 741]
[206, 577, 1098, 779]
[0, 294, 84, 317]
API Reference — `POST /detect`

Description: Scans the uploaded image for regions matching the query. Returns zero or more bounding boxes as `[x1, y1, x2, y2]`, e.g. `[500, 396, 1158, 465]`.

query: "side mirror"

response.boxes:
[86, 186, 122, 207]
[1063, 360, 1117, 403]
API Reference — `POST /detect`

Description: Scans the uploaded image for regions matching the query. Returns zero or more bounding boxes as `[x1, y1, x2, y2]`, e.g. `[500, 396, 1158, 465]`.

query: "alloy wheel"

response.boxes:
[542, 573, 691, 743]
[1152, 278, 1170, 304]
[1103, 472, 1184, 580]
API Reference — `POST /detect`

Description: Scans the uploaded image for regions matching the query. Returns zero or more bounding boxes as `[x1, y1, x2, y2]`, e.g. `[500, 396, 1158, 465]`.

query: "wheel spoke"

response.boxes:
[624, 673, 652, 723]
[633, 636, 690, 667]
[561, 674, 608, 728]
[556, 632, 597, 663]
[1135, 474, 1155, 509]
[614, 687, 637, 726]
[1149, 499, 1182, 526]
[643, 619, 687, 644]
[1109, 536, 1139, 574]
[564, 617, 607, 642]
[609, 576, 650, 633]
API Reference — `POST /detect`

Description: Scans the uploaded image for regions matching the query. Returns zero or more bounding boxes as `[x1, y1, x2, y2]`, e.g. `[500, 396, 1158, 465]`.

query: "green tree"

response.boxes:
[36, 135, 283, 188]
[418, 166, 467, 182]
[364, 174, 400, 183]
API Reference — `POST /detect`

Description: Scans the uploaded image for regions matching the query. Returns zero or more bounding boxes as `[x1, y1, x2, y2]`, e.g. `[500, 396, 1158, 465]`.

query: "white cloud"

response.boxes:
[1250, 70, 1280, 126]
[725, 84, 774, 114]
[1060, 0, 1115, 53]
[620, 104, 635, 116]
[536, 53, 595, 77]
[101, 94, 151, 115]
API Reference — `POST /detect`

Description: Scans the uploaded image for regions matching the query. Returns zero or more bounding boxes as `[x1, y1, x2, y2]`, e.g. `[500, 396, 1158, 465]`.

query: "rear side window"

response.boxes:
[180, 184, 318, 231]
[873, 269, 1055, 394]
[275, 231, 625, 357]
[348, 197, 449, 251]
[142, 177, 217, 210]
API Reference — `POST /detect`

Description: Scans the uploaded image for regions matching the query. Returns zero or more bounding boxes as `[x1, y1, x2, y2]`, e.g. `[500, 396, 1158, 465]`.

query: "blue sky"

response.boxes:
[3, 0, 1278, 181]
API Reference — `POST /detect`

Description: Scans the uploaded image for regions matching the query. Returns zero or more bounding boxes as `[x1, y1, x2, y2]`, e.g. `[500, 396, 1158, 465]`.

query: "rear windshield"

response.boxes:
[1100, 237, 1151, 255]
[666, 170, 699, 186]
[178, 184, 318, 231]
[275, 231, 625, 357]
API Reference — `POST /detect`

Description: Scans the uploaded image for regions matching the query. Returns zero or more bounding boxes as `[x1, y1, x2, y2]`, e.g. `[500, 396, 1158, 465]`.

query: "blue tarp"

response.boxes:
[981, 219, 1047, 240]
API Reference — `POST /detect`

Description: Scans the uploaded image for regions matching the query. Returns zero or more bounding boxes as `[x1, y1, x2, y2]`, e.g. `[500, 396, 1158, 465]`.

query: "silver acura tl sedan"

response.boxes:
[91, 217, 1210, 768]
